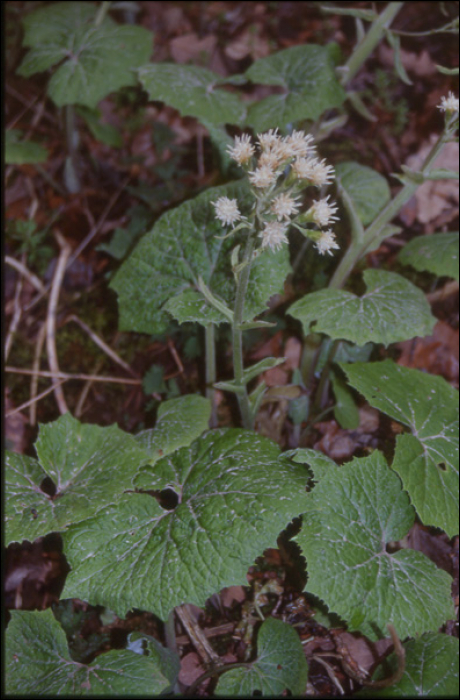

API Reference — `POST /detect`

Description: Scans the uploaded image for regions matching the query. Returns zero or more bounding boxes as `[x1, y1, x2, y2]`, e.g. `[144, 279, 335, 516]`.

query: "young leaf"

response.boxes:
[18, 2, 153, 109]
[296, 450, 454, 640]
[5, 609, 178, 696]
[215, 617, 309, 696]
[244, 44, 346, 132]
[61, 429, 309, 620]
[5, 129, 48, 164]
[110, 182, 291, 334]
[288, 270, 436, 346]
[341, 360, 459, 537]
[358, 633, 459, 697]
[5, 414, 149, 545]
[335, 162, 391, 225]
[135, 394, 211, 463]
[138, 64, 245, 125]
[330, 368, 360, 429]
[398, 232, 459, 282]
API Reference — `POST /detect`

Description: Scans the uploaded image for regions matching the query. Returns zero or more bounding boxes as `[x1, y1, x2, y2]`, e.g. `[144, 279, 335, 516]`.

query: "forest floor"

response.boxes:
[5, 1, 459, 696]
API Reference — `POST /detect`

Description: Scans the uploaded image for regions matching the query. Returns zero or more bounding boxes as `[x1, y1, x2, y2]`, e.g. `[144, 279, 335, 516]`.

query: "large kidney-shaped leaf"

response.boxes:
[5, 414, 149, 545]
[18, 2, 153, 109]
[110, 182, 291, 334]
[138, 64, 245, 125]
[341, 360, 459, 537]
[61, 429, 309, 619]
[296, 450, 454, 640]
[215, 617, 308, 696]
[336, 162, 391, 226]
[135, 394, 211, 463]
[288, 270, 435, 346]
[358, 633, 459, 697]
[244, 44, 346, 132]
[398, 232, 459, 282]
[5, 609, 178, 696]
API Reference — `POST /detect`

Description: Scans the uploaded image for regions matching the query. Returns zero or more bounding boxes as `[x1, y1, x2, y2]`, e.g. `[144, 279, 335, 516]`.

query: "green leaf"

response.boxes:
[358, 633, 459, 697]
[288, 270, 436, 346]
[296, 450, 454, 640]
[5, 608, 178, 695]
[283, 448, 335, 482]
[5, 129, 48, 164]
[61, 429, 309, 619]
[138, 64, 245, 125]
[135, 394, 211, 463]
[215, 358, 285, 391]
[331, 368, 360, 429]
[244, 44, 346, 132]
[341, 360, 459, 537]
[436, 65, 460, 76]
[76, 106, 123, 148]
[336, 162, 391, 225]
[18, 2, 153, 109]
[215, 617, 309, 696]
[398, 232, 459, 282]
[5, 414, 148, 544]
[110, 182, 291, 333]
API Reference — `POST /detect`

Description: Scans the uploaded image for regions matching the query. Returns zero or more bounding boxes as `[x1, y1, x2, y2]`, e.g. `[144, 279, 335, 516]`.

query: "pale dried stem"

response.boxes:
[30, 323, 47, 426]
[75, 359, 104, 418]
[176, 604, 220, 665]
[5, 256, 46, 294]
[46, 232, 71, 414]
[5, 261, 25, 362]
[66, 315, 137, 377]
[6, 366, 142, 385]
[6, 379, 68, 419]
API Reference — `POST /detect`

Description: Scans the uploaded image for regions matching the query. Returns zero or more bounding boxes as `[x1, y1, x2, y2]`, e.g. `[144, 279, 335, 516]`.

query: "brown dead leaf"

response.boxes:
[397, 320, 459, 383]
[170, 33, 217, 64]
[263, 366, 289, 387]
[225, 28, 270, 61]
[283, 336, 302, 371]
[313, 408, 380, 461]
[220, 586, 246, 608]
[333, 630, 393, 680]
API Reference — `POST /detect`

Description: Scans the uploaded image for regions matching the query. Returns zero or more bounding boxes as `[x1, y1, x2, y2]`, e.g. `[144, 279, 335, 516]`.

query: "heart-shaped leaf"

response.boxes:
[288, 270, 435, 346]
[215, 617, 308, 696]
[138, 64, 245, 125]
[110, 182, 291, 334]
[336, 161, 391, 226]
[5, 414, 149, 545]
[398, 232, 459, 282]
[244, 44, 346, 132]
[5, 609, 179, 696]
[296, 450, 454, 640]
[18, 2, 153, 109]
[61, 429, 309, 619]
[341, 360, 459, 537]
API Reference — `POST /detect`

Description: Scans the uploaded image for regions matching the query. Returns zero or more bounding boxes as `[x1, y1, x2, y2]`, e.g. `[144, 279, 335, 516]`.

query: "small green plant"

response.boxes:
[5, 1, 459, 696]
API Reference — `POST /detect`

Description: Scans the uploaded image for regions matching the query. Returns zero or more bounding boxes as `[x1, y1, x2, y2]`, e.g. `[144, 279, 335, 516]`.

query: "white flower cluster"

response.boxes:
[438, 92, 459, 115]
[212, 129, 339, 255]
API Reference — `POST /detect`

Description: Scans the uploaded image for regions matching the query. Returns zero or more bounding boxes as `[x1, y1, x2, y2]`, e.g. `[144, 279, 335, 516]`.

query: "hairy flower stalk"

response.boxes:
[212, 129, 339, 427]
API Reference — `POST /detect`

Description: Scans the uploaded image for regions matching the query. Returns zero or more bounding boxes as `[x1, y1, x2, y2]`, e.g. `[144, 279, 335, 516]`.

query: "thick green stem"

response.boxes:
[205, 323, 217, 427]
[330, 125, 454, 290]
[232, 235, 255, 430]
[341, 2, 404, 85]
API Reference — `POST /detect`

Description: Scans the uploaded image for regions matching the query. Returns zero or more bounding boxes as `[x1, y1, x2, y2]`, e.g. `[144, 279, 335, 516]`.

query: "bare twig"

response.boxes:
[176, 604, 220, 665]
[6, 367, 142, 385]
[5, 260, 25, 362]
[313, 656, 345, 695]
[30, 323, 47, 426]
[5, 256, 46, 294]
[46, 232, 71, 414]
[6, 379, 68, 418]
[66, 315, 138, 377]
[74, 359, 104, 418]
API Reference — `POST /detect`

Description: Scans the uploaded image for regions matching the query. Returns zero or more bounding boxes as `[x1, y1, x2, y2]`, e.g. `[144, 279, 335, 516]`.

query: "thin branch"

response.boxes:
[75, 359, 104, 418]
[5, 256, 46, 294]
[46, 232, 71, 414]
[66, 315, 138, 377]
[5, 259, 25, 362]
[176, 604, 221, 665]
[6, 379, 68, 418]
[30, 323, 47, 426]
[6, 367, 142, 385]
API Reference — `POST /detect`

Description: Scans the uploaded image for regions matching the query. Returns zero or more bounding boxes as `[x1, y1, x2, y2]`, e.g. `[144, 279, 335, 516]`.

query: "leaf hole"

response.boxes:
[157, 488, 179, 510]
[438, 462, 447, 471]
[40, 476, 56, 497]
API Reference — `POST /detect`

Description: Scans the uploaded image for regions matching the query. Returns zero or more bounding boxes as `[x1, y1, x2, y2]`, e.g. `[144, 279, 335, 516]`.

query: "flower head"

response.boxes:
[257, 129, 281, 151]
[227, 134, 255, 165]
[271, 192, 301, 221]
[212, 197, 242, 227]
[292, 157, 335, 187]
[248, 164, 280, 189]
[438, 92, 459, 114]
[315, 229, 340, 256]
[259, 222, 289, 251]
[308, 196, 339, 227]
[285, 130, 315, 158]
